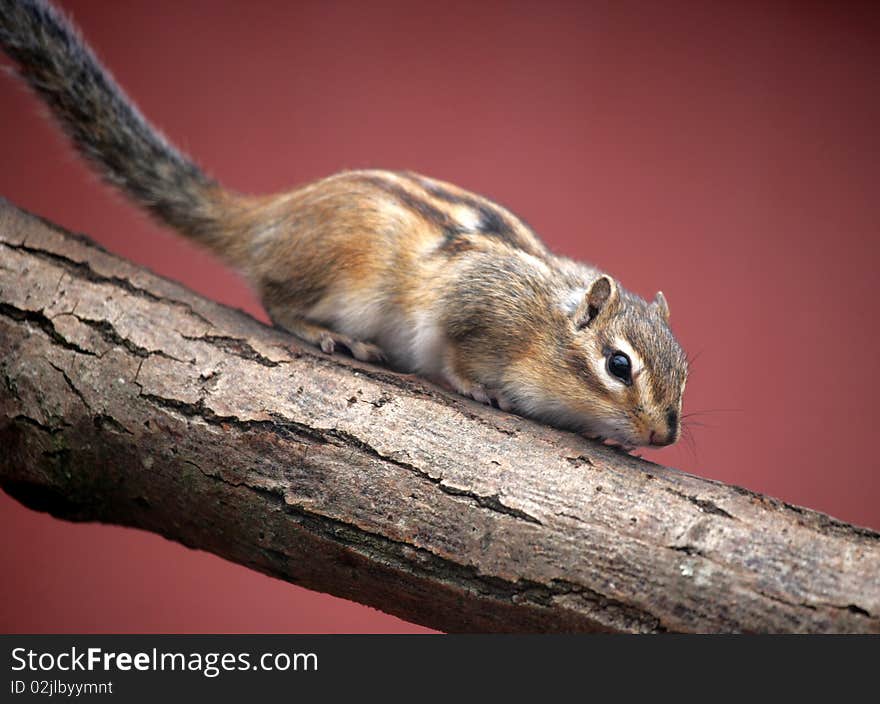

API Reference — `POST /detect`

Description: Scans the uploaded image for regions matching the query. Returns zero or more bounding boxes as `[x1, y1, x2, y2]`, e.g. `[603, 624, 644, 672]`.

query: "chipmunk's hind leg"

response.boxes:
[279, 316, 387, 363]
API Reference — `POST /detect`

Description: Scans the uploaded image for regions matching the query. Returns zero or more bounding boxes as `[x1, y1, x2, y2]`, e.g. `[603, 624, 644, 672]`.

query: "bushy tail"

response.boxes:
[0, 0, 240, 254]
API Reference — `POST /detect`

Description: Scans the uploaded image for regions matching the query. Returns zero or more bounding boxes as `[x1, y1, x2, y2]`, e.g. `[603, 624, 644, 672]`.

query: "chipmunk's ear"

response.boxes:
[653, 291, 670, 321]
[574, 275, 619, 329]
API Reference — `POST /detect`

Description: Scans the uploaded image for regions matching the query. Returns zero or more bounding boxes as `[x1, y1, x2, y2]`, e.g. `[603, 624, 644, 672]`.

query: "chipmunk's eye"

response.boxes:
[607, 351, 632, 384]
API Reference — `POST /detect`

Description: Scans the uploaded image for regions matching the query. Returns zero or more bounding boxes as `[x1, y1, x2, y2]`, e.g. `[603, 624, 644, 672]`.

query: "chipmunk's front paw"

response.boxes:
[319, 331, 386, 363]
[445, 375, 512, 411]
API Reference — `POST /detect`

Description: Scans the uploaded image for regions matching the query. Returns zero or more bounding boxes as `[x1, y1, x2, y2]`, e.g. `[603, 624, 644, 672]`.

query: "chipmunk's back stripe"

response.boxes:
[475, 205, 511, 238]
[400, 172, 546, 257]
[420, 183, 514, 237]
[355, 175, 463, 238]
[356, 174, 481, 255]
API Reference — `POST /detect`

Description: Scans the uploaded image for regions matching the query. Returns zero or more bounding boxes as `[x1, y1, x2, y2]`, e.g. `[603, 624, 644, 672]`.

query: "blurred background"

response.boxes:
[1, 0, 877, 633]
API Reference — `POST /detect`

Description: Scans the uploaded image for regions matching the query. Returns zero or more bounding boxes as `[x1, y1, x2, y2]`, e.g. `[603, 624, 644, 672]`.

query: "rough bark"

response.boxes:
[0, 199, 877, 634]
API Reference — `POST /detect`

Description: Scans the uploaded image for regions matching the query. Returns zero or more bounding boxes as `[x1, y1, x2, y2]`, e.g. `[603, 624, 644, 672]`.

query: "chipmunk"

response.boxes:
[0, 0, 688, 447]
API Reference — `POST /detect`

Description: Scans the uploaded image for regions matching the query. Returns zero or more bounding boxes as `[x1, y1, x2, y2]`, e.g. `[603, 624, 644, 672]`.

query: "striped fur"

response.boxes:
[0, 0, 688, 446]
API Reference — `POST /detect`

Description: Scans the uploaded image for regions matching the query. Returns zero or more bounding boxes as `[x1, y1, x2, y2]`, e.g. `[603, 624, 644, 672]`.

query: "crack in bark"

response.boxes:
[723, 483, 880, 543]
[556, 512, 586, 524]
[11, 414, 66, 434]
[75, 316, 186, 362]
[437, 485, 542, 525]
[140, 392, 330, 446]
[565, 455, 595, 468]
[318, 425, 542, 525]
[661, 541, 877, 627]
[0, 302, 97, 356]
[668, 544, 705, 557]
[665, 488, 735, 519]
[92, 413, 133, 435]
[9, 240, 213, 327]
[48, 362, 92, 412]
[180, 333, 279, 367]
[751, 588, 876, 624]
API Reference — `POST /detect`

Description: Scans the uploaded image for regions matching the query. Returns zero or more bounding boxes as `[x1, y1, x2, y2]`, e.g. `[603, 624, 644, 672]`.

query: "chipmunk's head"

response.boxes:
[557, 275, 688, 447]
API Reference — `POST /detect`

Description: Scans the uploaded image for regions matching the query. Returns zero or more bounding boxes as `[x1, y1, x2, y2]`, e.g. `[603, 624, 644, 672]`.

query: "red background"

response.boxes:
[1, 0, 878, 633]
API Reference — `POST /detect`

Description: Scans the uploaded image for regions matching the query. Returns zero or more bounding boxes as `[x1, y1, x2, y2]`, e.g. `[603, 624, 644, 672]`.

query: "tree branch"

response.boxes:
[1, 198, 877, 633]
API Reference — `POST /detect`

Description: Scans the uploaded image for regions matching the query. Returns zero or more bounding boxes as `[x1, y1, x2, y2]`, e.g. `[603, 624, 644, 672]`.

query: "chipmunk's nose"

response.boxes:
[649, 408, 679, 446]
[649, 430, 672, 446]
